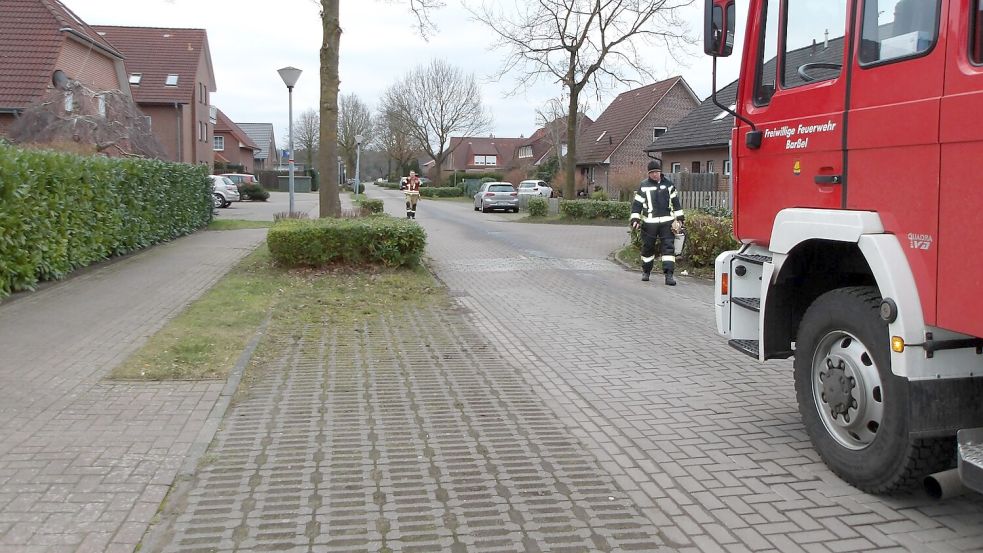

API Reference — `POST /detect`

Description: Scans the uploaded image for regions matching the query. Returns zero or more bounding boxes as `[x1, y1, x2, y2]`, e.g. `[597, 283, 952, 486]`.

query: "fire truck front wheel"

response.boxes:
[794, 286, 953, 493]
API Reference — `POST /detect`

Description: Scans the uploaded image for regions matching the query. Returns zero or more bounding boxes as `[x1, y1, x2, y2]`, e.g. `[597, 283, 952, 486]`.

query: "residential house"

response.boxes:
[92, 25, 217, 167]
[514, 114, 594, 174]
[213, 109, 259, 173]
[645, 80, 737, 191]
[435, 136, 523, 176]
[576, 76, 699, 197]
[238, 122, 278, 170]
[0, 0, 129, 134]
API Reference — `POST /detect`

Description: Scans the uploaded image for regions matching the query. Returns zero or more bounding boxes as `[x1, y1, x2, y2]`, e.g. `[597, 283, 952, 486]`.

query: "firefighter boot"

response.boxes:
[664, 271, 677, 286]
[641, 272, 650, 281]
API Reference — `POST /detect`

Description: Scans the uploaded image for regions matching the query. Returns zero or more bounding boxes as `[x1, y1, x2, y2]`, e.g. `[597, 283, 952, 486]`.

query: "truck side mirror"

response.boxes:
[704, 0, 735, 57]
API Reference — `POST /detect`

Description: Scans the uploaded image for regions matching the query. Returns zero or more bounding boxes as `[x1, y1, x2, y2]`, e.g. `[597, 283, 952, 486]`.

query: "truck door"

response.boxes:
[845, 0, 946, 326]
[938, 0, 983, 337]
[735, 0, 850, 243]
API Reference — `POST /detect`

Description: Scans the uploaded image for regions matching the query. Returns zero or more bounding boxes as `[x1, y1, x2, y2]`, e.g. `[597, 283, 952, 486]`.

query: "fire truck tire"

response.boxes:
[794, 286, 954, 493]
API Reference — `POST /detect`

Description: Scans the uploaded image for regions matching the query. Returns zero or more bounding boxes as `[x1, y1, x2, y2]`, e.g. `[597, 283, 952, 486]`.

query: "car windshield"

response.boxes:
[222, 177, 235, 185]
[489, 185, 514, 192]
[519, 182, 536, 188]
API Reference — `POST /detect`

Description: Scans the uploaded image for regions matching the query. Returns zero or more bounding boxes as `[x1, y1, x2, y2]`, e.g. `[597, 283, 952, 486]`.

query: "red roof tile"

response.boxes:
[577, 77, 684, 164]
[447, 136, 523, 171]
[0, 0, 122, 109]
[215, 108, 259, 151]
[92, 25, 213, 104]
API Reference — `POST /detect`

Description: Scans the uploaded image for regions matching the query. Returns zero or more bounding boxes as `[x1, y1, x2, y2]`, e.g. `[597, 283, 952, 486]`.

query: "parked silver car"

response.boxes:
[473, 182, 519, 213]
[517, 179, 553, 198]
[210, 175, 240, 208]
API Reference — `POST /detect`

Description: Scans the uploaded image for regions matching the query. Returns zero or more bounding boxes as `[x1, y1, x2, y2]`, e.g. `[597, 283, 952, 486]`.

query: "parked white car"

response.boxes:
[517, 180, 553, 198]
[209, 175, 240, 208]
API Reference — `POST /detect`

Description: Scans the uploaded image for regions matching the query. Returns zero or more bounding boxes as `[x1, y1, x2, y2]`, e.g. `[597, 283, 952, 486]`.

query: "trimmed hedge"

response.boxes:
[358, 198, 385, 214]
[0, 144, 212, 298]
[239, 182, 270, 201]
[376, 181, 401, 190]
[267, 216, 426, 268]
[527, 197, 548, 217]
[559, 199, 631, 220]
[419, 187, 463, 198]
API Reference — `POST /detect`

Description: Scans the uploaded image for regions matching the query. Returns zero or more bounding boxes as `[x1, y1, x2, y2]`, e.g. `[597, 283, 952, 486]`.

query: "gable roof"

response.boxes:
[447, 136, 523, 169]
[238, 123, 276, 160]
[92, 25, 215, 104]
[576, 76, 697, 164]
[519, 114, 594, 165]
[646, 80, 737, 153]
[214, 109, 259, 151]
[0, 0, 123, 110]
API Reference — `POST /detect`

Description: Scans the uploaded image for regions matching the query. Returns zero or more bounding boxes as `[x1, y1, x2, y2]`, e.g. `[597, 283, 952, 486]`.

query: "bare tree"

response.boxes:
[337, 94, 374, 178]
[317, 0, 442, 217]
[534, 95, 591, 186]
[375, 108, 417, 180]
[381, 59, 491, 186]
[293, 108, 319, 172]
[468, 0, 695, 198]
[9, 82, 164, 158]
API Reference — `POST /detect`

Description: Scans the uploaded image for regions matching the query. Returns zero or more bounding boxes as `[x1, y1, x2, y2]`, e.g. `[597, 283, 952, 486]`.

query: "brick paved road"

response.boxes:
[389, 191, 983, 553]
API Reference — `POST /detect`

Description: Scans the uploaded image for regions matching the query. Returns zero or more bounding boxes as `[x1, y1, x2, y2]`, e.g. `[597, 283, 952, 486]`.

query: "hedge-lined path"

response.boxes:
[0, 192, 329, 553]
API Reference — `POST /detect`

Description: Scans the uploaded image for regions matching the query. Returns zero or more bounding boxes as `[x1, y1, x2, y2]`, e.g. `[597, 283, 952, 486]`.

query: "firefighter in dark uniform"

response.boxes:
[630, 160, 684, 285]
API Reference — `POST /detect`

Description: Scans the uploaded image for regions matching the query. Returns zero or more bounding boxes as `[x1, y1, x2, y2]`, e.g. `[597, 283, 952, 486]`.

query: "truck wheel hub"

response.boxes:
[812, 331, 884, 451]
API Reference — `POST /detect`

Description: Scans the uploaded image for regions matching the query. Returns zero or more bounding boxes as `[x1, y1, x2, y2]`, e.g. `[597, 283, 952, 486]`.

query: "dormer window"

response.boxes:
[652, 126, 667, 140]
[129, 73, 142, 85]
[165, 74, 179, 86]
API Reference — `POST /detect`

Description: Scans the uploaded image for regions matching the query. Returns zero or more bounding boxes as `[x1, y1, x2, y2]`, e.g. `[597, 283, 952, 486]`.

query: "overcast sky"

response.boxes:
[64, 0, 749, 148]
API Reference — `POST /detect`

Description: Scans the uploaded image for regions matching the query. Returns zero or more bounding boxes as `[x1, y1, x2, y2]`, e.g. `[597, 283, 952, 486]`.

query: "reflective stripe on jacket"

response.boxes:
[630, 176, 683, 224]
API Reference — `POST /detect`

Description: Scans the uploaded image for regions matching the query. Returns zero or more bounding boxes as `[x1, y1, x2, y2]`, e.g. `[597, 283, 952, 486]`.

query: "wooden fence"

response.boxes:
[679, 190, 730, 211]
[666, 172, 720, 192]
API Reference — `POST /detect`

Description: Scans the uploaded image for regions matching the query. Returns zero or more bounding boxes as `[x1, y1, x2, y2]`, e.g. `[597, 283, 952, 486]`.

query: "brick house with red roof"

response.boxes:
[92, 25, 217, 167]
[576, 76, 699, 197]
[213, 109, 259, 173]
[433, 136, 524, 176]
[514, 114, 594, 172]
[0, 0, 130, 134]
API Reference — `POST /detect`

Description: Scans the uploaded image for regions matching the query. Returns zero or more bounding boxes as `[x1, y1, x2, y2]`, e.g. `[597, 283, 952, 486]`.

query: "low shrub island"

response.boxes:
[239, 182, 270, 201]
[358, 198, 385, 214]
[267, 216, 426, 268]
[560, 199, 631, 220]
[527, 198, 548, 217]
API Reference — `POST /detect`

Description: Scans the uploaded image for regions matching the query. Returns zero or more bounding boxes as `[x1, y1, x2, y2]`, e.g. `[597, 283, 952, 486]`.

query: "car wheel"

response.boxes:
[474, 204, 480, 211]
[213, 193, 224, 209]
[793, 286, 955, 492]
[222, 200, 231, 208]
[481, 201, 488, 213]
[512, 207, 519, 213]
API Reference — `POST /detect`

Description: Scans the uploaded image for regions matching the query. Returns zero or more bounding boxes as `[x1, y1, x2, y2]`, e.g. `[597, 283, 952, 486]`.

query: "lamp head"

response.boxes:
[277, 66, 302, 89]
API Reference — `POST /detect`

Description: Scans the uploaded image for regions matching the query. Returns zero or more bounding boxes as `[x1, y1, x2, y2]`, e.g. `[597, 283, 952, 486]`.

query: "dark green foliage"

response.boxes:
[698, 205, 733, 218]
[376, 181, 401, 190]
[589, 189, 609, 201]
[534, 156, 559, 183]
[0, 144, 211, 298]
[267, 216, 426, 268]
[559, 199, 631, 220]
[527, 198, 548, 217]
[359, 199, 385, 214]
[214, 161, 245, 174]
[683, 212, 739, 267]
[419, 187, 462, 198]
[239, 183, 270, 201]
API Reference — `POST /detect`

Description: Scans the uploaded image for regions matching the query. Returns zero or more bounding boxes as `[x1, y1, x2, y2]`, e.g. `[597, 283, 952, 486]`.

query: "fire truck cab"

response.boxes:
[707, 0, 983, 495]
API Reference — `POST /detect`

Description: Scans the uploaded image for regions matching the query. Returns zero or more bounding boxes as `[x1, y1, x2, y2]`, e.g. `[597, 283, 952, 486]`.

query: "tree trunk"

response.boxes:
[318, 1, 342, 218]
[564, 88, 580, 199]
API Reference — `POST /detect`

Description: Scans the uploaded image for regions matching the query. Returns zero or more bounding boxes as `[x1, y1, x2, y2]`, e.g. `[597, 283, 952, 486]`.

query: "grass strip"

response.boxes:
[208, 220, 273, 231]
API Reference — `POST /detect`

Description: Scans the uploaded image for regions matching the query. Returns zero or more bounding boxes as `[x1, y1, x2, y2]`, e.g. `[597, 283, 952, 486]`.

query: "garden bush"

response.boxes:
[359, 198, 385, 214]
[419, 187, 462, 198]
[267, 216, 426, 268]
[527, 197, 548, 217]
[0, 143, 212, 298]
[627, 212, 738, 268]
[589, 189, 609, 201]
[559, 199, 631, 220]
[239, 182, 269, 201]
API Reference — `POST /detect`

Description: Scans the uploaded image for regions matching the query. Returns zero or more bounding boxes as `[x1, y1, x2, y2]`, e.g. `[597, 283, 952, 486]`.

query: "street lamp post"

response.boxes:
[277, 66, 302, 216]
[354, 134, 364, 197]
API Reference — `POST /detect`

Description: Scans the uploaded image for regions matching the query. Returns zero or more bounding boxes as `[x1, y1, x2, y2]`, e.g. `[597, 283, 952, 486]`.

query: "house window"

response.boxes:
[214, 136, 225, 151]
[691, 161, 701, 173]
[64, 91, 74, 113]
[723, 159, 732, 175]
[129, 73, 142, 85]
[143, 115, 152, 128]
[595, 130, 607, 142]
[714, 105, 736, 121]
[198, 121, 205, 141]
[474, 155, 497, 166]
[518, 146, 533, 158]
[652, 127, 667, 140]
[707, 160, 715, 173]
[560, 143, 568, 156]
[670, 162, 681, 173]
[165, 74, 179, 86]
[97, 95, 106, 117]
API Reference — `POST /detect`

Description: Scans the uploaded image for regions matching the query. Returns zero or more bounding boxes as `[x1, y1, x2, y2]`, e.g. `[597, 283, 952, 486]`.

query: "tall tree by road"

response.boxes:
[318, 1, 442, 217]
[469, 0, 694, 199]
[294, 108, 320, 172]
[381, 60, 491, 186]
[376, 108, 418, 180]
[338, 94, 374, 180]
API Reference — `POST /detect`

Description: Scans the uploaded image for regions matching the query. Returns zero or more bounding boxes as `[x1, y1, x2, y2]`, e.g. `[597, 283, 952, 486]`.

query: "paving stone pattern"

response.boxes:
[0, 229, 266, 553]
[163, 304, 670, 553]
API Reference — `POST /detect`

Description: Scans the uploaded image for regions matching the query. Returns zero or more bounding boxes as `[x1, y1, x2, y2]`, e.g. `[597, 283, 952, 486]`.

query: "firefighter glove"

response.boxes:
[630, 219, 640, 231]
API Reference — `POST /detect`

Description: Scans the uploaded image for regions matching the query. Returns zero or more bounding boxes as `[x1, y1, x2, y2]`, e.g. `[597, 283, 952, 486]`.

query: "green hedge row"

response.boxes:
[419, 187, 463, 198]
[0, 144, 212, 298]
[527, 198, 548, 217]
[267, 216, 426, 268]
[358, 198, 385, 214]
[559, 199, 631, 220]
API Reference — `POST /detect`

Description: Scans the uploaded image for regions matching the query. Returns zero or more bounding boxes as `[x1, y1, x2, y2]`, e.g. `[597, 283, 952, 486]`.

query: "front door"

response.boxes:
[735, 0, 850, 243]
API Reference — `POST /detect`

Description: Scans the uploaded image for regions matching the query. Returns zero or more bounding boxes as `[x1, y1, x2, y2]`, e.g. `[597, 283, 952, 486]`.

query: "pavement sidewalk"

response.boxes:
[0, 191, 342, 553]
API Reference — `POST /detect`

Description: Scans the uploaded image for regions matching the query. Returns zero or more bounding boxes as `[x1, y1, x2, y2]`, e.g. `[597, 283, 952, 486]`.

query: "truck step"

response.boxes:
[958, 428, 983, 494]
[732, 297, 760, 312]
[728, 339, 759, 359]
[736, 253, 772, 265]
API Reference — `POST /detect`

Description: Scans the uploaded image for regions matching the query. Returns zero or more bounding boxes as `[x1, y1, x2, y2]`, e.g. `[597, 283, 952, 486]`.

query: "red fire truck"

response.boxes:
[706, 0, 983, 495]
